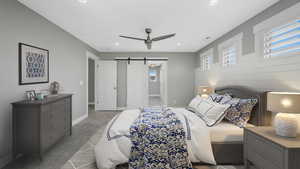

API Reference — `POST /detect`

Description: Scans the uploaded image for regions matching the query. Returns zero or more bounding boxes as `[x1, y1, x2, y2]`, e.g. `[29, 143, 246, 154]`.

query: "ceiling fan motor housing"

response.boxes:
[145, 28, 152, 34]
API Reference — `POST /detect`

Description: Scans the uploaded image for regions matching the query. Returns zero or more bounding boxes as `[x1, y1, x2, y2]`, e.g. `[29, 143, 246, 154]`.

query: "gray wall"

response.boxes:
[88, 59, 95, 103]
[195, 0, 300, 93]
[197, 0, 300, 64]
[100, 52, 197, 107]
[0, 0, 98, 167]
[149, 66, 161, 95]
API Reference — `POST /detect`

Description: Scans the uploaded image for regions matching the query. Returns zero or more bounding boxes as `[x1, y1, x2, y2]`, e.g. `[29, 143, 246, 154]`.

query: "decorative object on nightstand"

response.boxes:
[50, 81, 60, 95]
[267, 92, 300, 138]
[244, 127, 300, 169]
[198, 86, 214, 98]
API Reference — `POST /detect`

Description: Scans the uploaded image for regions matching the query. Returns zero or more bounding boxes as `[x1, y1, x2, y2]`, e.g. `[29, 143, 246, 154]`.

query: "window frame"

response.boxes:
[218, 33, 243, 67]
[199, 48, 213, 71]
[253, 2, 300, 60]
[263, 19, 300, 59]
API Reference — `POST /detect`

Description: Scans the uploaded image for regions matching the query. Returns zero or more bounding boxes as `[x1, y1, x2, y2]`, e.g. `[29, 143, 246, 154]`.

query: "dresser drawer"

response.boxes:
[248, 150, 281, 169]
[247, 132, 284, 169]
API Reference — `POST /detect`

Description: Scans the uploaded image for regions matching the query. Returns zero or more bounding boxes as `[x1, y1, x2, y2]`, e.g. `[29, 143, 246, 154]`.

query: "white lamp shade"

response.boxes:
[198, 86, 214, 97]
[267, 92, 300, 114]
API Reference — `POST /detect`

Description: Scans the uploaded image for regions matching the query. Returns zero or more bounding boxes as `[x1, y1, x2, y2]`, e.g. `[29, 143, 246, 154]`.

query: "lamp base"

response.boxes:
[274, 113, 298, 138]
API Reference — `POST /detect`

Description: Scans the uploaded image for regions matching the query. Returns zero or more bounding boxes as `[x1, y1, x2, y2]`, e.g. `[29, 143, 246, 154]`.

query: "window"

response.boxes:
[222, 45, 237, 67]
[218, 33, 242, 67]
[264, 19, 300, 58]
[149, 70, 157, 82]
[200, 49, 213, 71]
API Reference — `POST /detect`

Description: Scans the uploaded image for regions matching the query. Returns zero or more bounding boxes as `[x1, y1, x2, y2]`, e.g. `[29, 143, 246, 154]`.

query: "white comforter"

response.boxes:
[94, 108, 216, 169]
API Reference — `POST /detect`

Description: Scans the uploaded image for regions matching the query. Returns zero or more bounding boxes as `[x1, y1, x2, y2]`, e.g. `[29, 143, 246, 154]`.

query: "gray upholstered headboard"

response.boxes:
[215, 86, 272, 126]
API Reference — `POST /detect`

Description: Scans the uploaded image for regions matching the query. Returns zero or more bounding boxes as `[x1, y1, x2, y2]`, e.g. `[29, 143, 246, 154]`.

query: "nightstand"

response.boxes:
[244, 127, 300, 169]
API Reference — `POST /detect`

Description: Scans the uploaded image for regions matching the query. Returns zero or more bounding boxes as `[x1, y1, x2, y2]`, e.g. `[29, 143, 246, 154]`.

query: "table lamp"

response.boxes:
[198, 86, 214, 98]
[267, 92, 300, 138]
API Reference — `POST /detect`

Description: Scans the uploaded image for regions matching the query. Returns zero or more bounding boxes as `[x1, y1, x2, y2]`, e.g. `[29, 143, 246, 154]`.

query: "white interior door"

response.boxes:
[95, 60, 117, 110]
[127, 61, 149, 109]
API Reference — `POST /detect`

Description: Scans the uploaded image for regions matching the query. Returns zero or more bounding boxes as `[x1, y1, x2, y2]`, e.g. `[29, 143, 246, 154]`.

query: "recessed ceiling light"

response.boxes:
[177, 42, 181, 46]
[209, 0, 218, 6]
[115, 42, 120, 46]
[205, 36, 211, 40]
[78, 0, 88, 4]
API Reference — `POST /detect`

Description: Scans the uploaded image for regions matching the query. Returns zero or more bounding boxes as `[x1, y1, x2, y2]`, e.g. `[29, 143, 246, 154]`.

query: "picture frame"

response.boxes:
[25, 90, 36, 101]
[19, 43, 49, 85]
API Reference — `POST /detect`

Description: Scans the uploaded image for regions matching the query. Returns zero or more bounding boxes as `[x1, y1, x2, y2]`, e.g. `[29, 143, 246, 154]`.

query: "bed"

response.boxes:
[94, 86, 272, 168]
[210, 86, 272, 164]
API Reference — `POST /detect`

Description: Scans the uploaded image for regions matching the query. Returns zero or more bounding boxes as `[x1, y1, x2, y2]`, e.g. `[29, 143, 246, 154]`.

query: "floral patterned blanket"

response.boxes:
[128, 107, 193, 169]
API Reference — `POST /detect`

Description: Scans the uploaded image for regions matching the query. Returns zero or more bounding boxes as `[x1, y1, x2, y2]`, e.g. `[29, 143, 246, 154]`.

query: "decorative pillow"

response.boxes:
[188, 95, 204, 108]
[187, 99, 230, 127]
[208, 93, 232, 104]
[224, 98, 258, 128]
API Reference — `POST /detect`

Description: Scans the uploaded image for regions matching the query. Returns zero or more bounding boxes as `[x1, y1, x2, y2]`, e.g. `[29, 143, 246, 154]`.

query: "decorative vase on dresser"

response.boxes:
[12, 94, 72, 160]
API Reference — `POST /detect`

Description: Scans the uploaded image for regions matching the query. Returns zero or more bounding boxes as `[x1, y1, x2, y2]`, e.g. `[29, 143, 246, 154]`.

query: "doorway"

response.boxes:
[86, 51, 98, 118]
[148, 61, 167, 107]
[88, 58, 95, 114]
[126, 60, 168, 108]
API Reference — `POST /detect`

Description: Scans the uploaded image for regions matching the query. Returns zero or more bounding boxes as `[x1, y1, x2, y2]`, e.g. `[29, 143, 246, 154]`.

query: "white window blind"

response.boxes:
[200, 50, 213, 71]
[264, 19, 300, 58]
[201, 55, 211, 71]
[222, 46, 237, 67]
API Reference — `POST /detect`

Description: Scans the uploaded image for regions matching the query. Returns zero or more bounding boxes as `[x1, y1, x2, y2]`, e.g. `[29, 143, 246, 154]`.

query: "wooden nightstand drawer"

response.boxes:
[247, 132, 284, 168]
[244, 127, 300, 169]
[247, 149, 280, 169]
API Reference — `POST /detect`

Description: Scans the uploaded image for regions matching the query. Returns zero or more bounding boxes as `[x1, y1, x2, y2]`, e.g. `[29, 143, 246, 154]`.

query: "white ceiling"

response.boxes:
[18, 0, 279, 52]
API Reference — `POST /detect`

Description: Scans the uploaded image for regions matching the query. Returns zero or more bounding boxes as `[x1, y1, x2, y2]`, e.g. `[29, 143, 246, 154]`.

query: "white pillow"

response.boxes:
[188, 95, 203, 108]
[190, 99, 230, 127]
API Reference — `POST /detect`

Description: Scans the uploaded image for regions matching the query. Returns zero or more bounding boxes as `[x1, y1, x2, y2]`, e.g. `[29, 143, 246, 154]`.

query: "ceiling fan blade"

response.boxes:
[119, 35, 145, 41]
[152, 33, 176, 41]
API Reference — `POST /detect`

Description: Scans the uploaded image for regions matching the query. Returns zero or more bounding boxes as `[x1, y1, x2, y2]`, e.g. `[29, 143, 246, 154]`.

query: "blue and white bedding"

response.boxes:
[129, 108, 192, 169]
[94, 108, 216, 169]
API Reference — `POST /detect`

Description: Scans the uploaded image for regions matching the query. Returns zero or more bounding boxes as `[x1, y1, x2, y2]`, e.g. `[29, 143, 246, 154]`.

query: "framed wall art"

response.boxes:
[19, 43, 49, 85]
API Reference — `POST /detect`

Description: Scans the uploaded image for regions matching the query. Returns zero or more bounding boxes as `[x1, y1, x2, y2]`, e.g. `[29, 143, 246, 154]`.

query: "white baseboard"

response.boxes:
[116, 107, 126, 111]
[72, 113, 88, 126]
[149, 94, 161, 97]
[0, 154, 12, 168]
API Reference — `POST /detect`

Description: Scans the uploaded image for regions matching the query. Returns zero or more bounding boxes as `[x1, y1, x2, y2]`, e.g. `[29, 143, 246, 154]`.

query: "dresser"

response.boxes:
[244, 127, 300, 169]
[12, 94, 72, 160]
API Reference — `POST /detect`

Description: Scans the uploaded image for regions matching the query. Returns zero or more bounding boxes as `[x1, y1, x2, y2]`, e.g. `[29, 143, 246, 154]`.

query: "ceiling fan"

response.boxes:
[119, 28, 176, 50]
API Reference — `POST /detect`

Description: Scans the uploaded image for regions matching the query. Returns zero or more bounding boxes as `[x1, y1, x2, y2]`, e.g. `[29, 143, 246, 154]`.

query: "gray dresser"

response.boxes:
[12, 94, 72, 160]
[244, 127, 300, 169]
